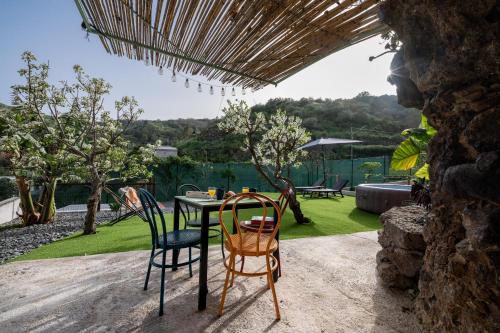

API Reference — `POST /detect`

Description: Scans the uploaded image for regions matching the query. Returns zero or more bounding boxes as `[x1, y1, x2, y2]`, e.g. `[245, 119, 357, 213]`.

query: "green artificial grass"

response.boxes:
[15, 194, 380, 261]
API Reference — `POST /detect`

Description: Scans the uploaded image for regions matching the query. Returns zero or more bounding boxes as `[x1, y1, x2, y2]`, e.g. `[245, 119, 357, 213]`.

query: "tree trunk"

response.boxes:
[381, 1, 500, 331]
[83, 180, 102, 235]
[287, 194, 309, 224]
[279, 177, 310, 224]
[15, 176, 39, 226]
[38, 178, 57, 224]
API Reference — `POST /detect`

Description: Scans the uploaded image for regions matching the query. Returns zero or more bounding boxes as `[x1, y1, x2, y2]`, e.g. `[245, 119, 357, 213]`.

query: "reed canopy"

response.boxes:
[75, 0, 387, 89]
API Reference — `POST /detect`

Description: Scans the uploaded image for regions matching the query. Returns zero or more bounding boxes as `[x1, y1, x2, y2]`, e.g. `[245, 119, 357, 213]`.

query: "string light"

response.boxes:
[162, 68, 257, 97]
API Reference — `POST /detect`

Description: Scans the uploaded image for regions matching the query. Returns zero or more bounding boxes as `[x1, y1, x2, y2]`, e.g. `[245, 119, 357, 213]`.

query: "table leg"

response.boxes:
[272, 207, 279, 283]
[198, 208, 209, 310]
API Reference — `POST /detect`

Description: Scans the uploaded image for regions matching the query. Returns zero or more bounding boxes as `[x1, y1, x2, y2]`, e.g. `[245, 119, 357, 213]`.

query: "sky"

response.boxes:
[0, 0, 395, 120]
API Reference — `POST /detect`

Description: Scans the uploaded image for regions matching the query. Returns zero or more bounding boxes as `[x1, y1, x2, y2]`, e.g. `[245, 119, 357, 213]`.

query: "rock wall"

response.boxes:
[377, 206, 426, 289]
[380, 0, 500, 331]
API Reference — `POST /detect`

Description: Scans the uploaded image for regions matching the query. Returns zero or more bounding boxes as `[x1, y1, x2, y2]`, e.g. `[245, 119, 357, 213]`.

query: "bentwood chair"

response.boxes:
[218, 192, 282, 320]
[239, 188, 292, 277]
[177, 184, 224, 257]
[138, 189, 201, 316]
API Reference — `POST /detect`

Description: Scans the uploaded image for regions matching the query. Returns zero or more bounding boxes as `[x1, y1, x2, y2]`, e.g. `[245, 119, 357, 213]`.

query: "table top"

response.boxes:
[175, 195, 279, 211]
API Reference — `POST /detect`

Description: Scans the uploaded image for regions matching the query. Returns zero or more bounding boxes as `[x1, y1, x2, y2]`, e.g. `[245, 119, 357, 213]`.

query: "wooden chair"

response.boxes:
[138, 189, 201, 316]
[238, 188, 292, 277]
[218, 192, 282, 320]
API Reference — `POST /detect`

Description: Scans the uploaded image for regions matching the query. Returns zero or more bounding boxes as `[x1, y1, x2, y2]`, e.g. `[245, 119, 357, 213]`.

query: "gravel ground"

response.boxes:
[0, 232, 420, 332]
[0, 202, 175, 264]
[0, 211, 114, 264]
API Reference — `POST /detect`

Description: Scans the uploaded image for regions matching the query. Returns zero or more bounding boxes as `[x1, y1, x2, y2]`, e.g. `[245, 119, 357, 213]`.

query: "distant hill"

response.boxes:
[1, 95, 421, 163]
[125, 94, 420, 162]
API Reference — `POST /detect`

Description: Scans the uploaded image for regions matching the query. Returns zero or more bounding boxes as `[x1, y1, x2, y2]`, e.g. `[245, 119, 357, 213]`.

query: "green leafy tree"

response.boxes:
[15, 52, 156, 234]
[358, 161, 382, 182]
[391, 115, 436, 180]
[218, 100, 311, 224]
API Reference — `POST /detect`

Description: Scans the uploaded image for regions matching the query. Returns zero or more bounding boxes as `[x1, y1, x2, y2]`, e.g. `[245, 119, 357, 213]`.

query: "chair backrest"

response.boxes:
[104, 186, 147, 221]
[333, 179, 349, 190]
[311, 178, 325, 187]
[219, 192, 281, 255]
[124, 187, 141, 208]
[177, 184, 202, 223]
[138, 189, 167, 249]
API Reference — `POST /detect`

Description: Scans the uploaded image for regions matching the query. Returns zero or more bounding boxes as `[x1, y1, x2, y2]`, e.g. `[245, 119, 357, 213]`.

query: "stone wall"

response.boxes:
[380, 0, 500, 331]
[377, 205, 426, 290]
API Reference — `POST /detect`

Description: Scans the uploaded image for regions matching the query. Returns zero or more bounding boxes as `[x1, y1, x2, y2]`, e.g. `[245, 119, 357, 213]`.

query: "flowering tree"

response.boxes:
[218, 100, 311, 224]
[1, 54, 75, 225]
[8, 52, 156, 234]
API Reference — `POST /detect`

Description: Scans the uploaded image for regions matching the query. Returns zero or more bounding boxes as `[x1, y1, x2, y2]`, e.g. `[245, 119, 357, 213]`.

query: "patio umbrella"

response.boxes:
[299, 138, 363, 182]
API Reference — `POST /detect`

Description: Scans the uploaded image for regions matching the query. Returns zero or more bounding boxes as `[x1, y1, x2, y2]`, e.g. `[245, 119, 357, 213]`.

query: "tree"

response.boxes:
[218, 100, 311, 224]
[1, 53, 73, 225]
[358, 161, 382, 182]
[15, 52, 156, 234]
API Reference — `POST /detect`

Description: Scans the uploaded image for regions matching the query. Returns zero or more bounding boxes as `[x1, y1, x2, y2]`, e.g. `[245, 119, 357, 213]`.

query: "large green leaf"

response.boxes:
[419, 115, 437, 137]
[414, 163, 430, 180]
[391, 138, 420, 170]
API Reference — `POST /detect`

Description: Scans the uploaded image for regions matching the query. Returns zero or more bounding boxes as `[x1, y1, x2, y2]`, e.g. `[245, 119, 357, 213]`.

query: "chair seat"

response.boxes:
[224, 233, 278, 256]
[157, 230, 201, 249]
[186, 217, 220, 227]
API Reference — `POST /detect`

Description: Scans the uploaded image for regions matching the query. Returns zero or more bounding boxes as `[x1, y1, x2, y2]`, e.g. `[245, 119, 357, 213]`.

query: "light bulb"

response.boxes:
[242, 88, 246, 95]
[185, 78, 189, 88]
[210, 86, 214, 95]
[197, 83, 202, 93]
[171, 71, 176, 82]
[231, 87, 236, 96]
[158, 66, 164, 75]
[221, 87, 225, 96]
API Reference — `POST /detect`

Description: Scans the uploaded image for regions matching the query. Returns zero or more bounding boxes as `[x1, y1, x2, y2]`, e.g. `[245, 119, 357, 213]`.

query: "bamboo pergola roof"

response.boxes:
[75, 0, 388, 89]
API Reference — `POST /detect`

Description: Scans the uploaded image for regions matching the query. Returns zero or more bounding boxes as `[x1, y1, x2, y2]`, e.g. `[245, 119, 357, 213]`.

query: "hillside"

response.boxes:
[125, 94, 420, 162]
[1, 95, 421, 164]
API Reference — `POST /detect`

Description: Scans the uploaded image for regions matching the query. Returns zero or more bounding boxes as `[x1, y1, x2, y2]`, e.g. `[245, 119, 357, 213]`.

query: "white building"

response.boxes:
[154, 146, 178, 158]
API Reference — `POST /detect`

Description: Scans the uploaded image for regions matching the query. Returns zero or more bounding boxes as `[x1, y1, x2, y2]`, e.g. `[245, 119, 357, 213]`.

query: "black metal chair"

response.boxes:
[138, 188, 201, 316]
[177, 184, 225, 257]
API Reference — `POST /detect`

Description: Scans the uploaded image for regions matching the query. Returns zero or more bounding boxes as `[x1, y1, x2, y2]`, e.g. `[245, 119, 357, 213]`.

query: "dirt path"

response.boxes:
[0, 231, 419, 332]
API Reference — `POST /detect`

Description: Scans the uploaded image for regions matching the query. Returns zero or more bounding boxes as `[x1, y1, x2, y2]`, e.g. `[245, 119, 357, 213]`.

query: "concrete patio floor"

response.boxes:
[0, 231, 419, 333]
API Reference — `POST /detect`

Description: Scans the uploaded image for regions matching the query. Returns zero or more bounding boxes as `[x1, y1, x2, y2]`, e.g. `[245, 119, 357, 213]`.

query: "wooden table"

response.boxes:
[173, 196, 280, 311]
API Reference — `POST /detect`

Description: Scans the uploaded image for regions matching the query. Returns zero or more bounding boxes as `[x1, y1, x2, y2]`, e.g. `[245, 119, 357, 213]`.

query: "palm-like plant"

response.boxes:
[391, 115, 436, 180]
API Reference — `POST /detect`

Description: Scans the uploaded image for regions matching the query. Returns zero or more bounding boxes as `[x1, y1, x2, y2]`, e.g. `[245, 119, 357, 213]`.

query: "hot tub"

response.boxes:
[356, 183, 411, 214]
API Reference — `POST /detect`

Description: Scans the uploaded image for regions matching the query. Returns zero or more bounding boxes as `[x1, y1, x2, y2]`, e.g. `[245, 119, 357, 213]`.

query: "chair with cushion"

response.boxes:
[218, 192, 283, 320]
[177, 184, 224, 257]
[139, 188, 201, 316]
